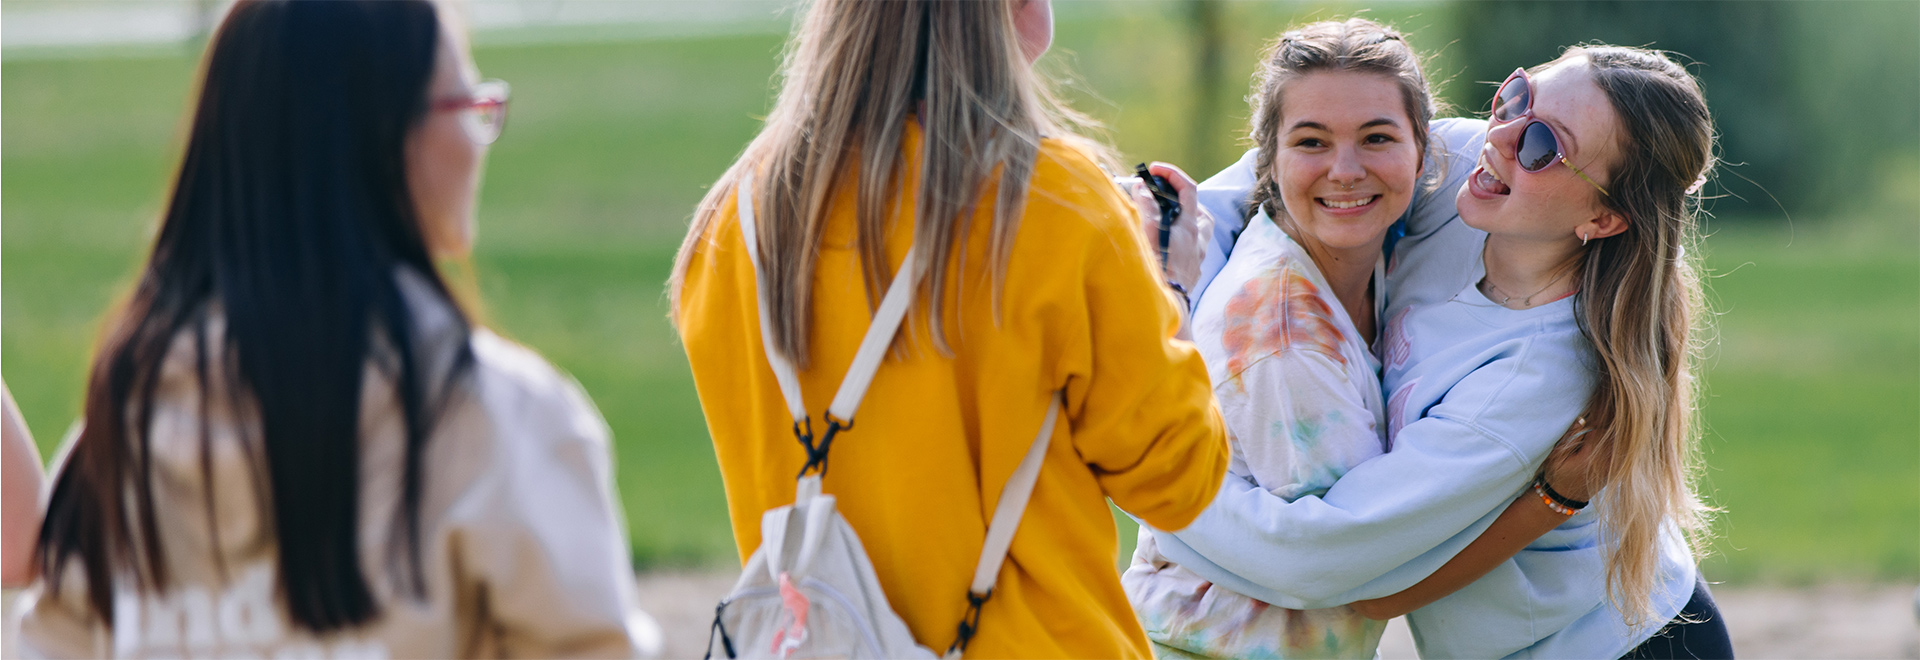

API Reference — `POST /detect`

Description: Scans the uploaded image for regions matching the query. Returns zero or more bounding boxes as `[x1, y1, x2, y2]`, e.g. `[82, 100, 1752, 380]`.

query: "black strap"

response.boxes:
[1135, 163, 1182, 270]
[946, 589, 992, 656]
[706, 600, 737, 659]
[1536, 474, 1590, 510]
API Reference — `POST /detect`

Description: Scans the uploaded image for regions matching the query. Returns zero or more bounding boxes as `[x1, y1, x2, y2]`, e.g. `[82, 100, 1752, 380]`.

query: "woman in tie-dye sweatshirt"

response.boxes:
[1124, 19, 1459, 659]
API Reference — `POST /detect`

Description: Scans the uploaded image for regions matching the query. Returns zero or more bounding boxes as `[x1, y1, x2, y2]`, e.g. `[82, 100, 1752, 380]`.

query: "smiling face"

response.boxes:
[1459, 56, 1625, 243]
[1269, 70, 1423, 257]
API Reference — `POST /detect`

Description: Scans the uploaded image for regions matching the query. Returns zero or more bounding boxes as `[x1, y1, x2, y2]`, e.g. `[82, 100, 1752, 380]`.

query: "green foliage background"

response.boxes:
[4, 1, 1914, 582]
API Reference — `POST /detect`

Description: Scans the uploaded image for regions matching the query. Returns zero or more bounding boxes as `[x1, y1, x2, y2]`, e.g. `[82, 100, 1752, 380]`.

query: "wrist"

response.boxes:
[1531, 475, 1588, 516]
[1166, 281, 1191, 309]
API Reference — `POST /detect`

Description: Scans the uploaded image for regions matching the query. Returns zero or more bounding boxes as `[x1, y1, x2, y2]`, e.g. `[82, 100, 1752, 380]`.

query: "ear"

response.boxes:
[1578, 210, 1629, 242]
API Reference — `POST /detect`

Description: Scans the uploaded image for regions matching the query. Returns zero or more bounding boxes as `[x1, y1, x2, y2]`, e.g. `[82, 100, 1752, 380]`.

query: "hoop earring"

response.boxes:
[1581, 232, 1590, 247]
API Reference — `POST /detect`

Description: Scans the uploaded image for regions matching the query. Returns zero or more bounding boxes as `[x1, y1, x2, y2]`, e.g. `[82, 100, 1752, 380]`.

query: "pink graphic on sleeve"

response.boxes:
[1385, 308, 1413, 370]
[1386, 379, 1418, 448]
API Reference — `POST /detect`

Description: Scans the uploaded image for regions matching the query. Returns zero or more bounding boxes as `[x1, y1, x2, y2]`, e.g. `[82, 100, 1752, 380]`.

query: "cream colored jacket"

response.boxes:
[18, 272, 659, 658]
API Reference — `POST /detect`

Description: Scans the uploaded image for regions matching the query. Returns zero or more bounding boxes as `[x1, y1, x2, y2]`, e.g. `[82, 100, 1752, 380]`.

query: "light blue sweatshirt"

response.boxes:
[1159, 118, 1696, 658]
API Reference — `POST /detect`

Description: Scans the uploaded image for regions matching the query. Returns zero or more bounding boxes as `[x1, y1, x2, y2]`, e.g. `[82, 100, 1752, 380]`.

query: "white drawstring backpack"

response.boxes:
[705, 174, 1059, 659]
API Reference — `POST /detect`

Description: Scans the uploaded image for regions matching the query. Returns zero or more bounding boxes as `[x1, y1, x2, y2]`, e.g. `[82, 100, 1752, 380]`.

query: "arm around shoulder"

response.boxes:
[1166, 343, 1575, 605]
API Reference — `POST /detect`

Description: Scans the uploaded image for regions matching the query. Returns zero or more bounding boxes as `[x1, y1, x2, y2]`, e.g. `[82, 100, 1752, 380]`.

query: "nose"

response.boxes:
[1485, 119, 1523, 164]
[1328, 144, 1366, 189]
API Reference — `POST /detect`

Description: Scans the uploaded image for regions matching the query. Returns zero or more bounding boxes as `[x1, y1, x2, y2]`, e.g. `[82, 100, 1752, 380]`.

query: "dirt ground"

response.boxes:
[638, 571, 1920, 659]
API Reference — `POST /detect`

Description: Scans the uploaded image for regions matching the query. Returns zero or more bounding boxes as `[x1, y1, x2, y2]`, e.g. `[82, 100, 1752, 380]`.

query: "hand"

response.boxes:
[1122, 162, 1213, 295]
[1541, 417, 1610, 503]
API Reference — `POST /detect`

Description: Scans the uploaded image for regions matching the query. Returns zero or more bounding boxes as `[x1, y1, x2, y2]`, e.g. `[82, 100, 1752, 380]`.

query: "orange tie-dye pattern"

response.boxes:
[1219, 265, 1349, 382]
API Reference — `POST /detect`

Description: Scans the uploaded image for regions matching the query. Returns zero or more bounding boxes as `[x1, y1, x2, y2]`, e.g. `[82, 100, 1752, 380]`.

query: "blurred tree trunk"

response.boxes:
[1187, 0, 1224, 171]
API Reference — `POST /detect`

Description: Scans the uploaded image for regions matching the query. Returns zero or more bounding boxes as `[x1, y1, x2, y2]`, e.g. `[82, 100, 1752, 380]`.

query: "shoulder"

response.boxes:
[465, 330, 610, 450]
[1035, 135, 1116, 189]
[674, 181, 749, 322]
[1423, 119, 1487, 197]
[1196, 148, 1262, 224]
[1198, 247, 1351, 379]
[1029, 136, 1136, 239]
[1430, 117, 1489, 156]
[1422, 310, 1596, 438]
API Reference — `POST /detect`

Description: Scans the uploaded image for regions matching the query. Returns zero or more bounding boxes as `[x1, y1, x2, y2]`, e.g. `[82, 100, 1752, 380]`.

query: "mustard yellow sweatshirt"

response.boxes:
[675, 127, 1229, 658]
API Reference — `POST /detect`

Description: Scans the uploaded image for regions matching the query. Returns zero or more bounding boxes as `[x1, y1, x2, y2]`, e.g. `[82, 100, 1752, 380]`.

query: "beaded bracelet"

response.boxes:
[1531, 475, 1589, 516]
[1532, 480, 1578, 516]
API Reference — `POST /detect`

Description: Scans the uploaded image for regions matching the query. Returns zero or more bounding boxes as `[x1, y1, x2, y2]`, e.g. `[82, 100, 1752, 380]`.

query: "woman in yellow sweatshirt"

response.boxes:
[668, 0, 1228, 656]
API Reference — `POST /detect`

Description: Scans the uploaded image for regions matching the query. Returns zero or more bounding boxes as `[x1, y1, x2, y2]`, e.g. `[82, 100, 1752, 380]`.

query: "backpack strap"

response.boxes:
[738, 171, 1060, 658]
[946, 393, 1060, 659]
[737, 172, 921, 477]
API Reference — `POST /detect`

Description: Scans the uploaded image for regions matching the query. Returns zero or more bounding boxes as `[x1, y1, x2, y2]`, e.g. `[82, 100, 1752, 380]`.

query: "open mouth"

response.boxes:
[1471, 154, 1513, 196]
[1317, 195, 1380, 210]
[1473, 167, 1512, 195]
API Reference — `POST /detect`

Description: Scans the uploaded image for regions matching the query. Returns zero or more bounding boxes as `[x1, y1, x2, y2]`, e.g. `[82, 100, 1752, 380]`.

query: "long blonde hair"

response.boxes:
[1557, 45, 1717, 624]
[668, 0, 1103, 368]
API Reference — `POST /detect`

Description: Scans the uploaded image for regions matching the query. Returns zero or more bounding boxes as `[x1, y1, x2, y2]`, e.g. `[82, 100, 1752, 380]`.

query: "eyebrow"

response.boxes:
[1286, 117, 1403, 132]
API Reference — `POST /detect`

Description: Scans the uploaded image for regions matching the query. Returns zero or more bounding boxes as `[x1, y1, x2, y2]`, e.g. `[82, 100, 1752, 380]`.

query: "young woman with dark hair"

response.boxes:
[21, 2, 657, 656]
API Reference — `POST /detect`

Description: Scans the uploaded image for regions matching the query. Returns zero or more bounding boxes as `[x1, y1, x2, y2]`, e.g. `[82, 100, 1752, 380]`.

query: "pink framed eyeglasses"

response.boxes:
[1489, 68, 1610, 198]
[433, 79, 510, 146]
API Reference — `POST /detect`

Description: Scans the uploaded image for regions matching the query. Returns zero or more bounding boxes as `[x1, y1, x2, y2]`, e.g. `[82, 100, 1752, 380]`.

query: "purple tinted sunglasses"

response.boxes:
[1490, 68, 1610, 198]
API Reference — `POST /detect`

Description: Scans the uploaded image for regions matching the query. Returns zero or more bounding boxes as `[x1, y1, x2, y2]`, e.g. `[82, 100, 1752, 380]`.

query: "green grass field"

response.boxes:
[4, 9, 1914, 582]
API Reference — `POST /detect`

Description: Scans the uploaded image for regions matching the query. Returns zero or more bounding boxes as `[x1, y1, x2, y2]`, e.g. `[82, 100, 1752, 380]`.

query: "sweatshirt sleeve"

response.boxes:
[1401, 118, 1490, 238]
[457, 336, 660, 659]
[1220, 349, 1383, 501]
[1193, 148, 1261, 305]
[1051, 156, 1230, 534]
[1155, 331, 1590, 609]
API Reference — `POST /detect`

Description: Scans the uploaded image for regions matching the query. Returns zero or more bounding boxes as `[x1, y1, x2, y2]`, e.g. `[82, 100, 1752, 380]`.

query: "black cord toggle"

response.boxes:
[946, 589, 992, 656]
[787, 418, 817, 479]
[796, 414, 852, 479]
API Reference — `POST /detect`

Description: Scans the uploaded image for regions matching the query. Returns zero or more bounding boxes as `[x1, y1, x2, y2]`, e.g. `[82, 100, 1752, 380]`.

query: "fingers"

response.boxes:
[1147, 161, 1208, 251]
[1146, 162, 1201, 216]
[1145, 162, 1199, 192]
[1125, 163, 1208, 289]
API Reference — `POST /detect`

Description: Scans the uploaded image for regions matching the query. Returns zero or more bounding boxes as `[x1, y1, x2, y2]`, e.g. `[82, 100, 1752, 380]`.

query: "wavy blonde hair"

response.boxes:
[668, 0, 1105, 368]
[1554, 45, 1718, 625]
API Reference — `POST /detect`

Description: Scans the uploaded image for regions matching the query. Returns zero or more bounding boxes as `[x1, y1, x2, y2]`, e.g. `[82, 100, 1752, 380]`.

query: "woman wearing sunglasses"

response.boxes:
[1147, 44, 1727, 658]
[21, 2, 657, 657]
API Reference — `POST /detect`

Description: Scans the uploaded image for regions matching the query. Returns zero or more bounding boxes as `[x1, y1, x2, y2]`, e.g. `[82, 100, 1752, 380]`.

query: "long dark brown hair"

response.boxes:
[36, 0, 470, 633]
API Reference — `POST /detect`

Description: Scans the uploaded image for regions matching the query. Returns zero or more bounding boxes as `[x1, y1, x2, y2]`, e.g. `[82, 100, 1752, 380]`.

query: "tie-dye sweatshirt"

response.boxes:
[1122, 212, 1387, 659]
[1157, 117, 1696, 659]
